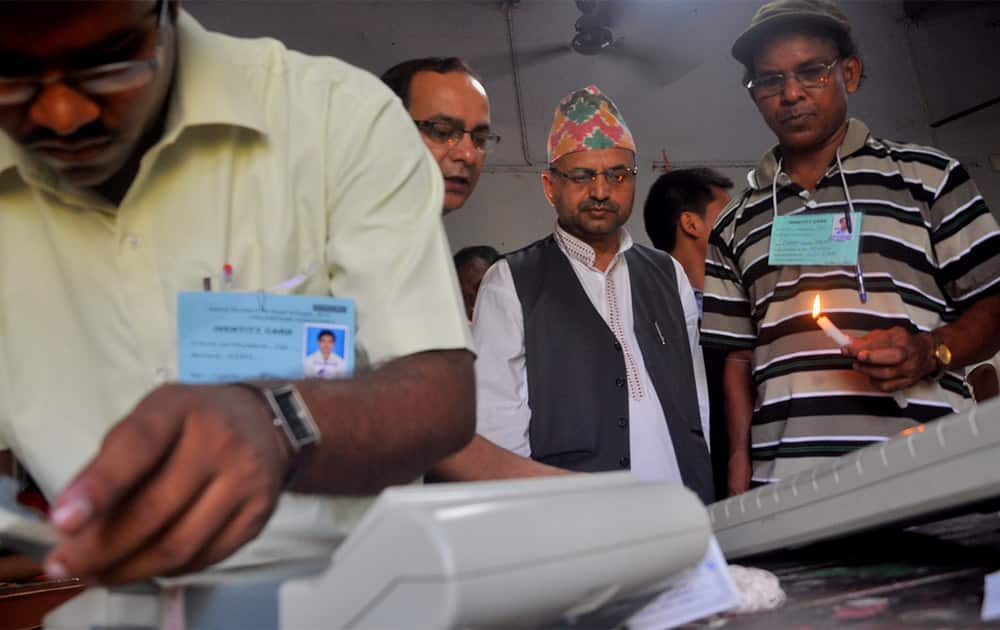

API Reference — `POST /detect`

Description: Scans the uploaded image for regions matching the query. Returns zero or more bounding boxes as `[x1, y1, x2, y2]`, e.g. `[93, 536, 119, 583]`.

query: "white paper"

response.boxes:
[0, 475, 58, 558]
[625, 537, 740, 630]
[982, 569, 1000, 621]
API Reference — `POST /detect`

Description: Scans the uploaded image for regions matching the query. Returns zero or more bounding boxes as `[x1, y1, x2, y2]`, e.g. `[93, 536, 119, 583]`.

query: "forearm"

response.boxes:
[724, 350, 755, 457]
[291, 349, 476, 494]
[430, 435, 571, 481]
[934, 295, 1000, 370]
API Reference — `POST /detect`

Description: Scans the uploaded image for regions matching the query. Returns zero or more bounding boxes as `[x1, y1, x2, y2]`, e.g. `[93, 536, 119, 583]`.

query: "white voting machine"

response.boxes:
[710, 396, 1000, 559]
[34, 472, 717, 629]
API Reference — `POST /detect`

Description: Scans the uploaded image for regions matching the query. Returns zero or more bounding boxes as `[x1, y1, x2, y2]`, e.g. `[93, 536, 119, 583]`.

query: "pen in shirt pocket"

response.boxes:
[653, 320, 666, 345]
[202, 264, 235, 292]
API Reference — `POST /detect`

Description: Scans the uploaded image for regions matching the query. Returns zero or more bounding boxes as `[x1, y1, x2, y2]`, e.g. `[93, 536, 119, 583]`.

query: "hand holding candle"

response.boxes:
[812, 295, 909, 408]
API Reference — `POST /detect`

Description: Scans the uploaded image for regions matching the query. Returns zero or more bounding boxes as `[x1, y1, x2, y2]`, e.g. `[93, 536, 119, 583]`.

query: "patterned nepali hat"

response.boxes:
[547, 85, 636, 164]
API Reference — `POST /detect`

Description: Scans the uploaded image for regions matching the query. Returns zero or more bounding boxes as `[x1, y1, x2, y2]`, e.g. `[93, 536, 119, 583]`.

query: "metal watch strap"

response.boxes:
[231, 382, 320, 487]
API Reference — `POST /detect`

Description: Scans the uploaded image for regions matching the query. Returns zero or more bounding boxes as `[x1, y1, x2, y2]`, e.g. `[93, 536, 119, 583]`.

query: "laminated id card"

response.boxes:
[768, 211, 862, 266]
[177, 292, 355, 383]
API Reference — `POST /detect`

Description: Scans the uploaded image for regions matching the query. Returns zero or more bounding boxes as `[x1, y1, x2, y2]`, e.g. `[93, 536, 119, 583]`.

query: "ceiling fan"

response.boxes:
[481, 0, 693, 86]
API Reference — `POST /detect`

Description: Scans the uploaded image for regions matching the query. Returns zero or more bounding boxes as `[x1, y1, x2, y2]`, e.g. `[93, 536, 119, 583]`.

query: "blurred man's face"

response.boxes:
[0, 0, 175, 188]
[457, 257, 491, 322]
[749, 33, 860, 153]
[319, 335, 334, 355]
[697, 185, 730, 250]
[406, 70, 491, 213]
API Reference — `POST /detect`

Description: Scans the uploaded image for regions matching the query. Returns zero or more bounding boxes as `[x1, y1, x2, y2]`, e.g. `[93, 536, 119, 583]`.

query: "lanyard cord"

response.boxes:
[770, 150, 868, 303]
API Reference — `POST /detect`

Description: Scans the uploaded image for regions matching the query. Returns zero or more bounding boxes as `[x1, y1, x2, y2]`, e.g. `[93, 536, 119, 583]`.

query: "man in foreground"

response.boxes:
[0, 1, 473, 584]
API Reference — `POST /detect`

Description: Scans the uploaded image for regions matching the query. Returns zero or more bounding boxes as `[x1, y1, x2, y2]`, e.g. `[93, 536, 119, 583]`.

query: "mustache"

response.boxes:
[579, 199, 620, 213]
[22, 120, 114, 148]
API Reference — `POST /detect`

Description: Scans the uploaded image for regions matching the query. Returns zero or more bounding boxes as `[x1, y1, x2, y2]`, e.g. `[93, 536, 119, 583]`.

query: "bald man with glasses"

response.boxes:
[381, 57, 499, 214]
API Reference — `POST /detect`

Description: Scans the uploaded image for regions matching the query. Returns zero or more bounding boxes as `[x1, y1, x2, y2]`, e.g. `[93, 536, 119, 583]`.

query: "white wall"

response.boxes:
[184, 0, 1000, 254]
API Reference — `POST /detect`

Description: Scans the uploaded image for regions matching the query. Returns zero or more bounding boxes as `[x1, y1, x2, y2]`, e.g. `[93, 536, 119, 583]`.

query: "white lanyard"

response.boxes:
[771, 149, 868, 303]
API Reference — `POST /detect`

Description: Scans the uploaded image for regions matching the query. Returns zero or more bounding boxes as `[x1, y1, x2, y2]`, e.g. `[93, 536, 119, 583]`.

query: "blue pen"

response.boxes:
[855, 262, 868, 303]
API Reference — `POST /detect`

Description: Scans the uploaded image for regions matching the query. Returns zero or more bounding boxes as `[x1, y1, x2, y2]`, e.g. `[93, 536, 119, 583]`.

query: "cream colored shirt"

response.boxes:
[0, 13, 470, 564]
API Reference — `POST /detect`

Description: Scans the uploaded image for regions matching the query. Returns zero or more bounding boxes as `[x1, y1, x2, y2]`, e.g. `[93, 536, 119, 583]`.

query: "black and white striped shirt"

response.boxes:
[702, 118, 1000, 483]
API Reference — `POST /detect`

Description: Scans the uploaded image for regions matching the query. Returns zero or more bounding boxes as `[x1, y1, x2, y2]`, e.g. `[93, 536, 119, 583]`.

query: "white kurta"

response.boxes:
[472, 224, 710, 482]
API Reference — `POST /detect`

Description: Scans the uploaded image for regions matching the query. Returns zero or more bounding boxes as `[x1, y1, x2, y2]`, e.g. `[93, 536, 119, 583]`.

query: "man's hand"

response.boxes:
[842, 327, 937, 393]
[44, 384, 290, 585]
[727, 450, 752, 497]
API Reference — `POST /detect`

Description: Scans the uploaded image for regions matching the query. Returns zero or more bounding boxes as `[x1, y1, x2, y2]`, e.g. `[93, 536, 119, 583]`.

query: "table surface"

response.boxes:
[685, 510, 1000, 629]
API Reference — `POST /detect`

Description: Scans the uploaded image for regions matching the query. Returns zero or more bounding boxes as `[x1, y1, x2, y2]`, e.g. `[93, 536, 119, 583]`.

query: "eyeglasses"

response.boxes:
[0, 0, 169, 106]
[548, 165, 638, 186]
[746, 59, 840, 99]
[414, 120, 501, 153]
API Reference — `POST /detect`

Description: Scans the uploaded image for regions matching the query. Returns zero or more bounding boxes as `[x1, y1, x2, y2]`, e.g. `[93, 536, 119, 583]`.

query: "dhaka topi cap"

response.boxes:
[547, 84, 636, 165]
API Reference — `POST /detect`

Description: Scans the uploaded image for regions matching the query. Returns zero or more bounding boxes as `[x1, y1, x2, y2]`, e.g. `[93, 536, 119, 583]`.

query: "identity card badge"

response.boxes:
[177, 292, 355, 383]
[768, 211, 863, 266]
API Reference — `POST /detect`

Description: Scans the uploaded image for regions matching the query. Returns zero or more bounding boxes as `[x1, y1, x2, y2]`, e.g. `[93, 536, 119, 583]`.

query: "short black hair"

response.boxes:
[643, 168, 733, 253]
[380, 57, 481, 109]
[317, 329, 336, 342]
[453, 245, 501, 269]
[741, 21, 861, 84]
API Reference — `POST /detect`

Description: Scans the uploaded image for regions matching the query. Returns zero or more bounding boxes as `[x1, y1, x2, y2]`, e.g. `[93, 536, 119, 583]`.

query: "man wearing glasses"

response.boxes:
[381, 57, 498, 214]
[702, 0, 1000, 495]
[0, 1, 474, 586]
[433, 85, 714, 505]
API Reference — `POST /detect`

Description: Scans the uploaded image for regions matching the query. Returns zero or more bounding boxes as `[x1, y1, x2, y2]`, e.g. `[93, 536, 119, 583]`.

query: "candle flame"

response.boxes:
[812, 294, 821, 319]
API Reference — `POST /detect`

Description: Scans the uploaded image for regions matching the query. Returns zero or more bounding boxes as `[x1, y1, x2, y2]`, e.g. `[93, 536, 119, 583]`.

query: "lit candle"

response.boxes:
[812, 295, 852, 347]
[811, 294, 908, 408]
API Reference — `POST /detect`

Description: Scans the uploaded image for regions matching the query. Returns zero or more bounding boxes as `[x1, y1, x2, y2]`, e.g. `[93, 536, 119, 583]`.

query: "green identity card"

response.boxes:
[768, 211, 862, 266]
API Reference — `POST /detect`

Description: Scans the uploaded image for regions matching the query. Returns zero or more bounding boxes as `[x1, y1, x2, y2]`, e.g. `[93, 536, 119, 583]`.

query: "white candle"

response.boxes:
[816, 315, 852, 347]
[812, 295, 908, 408]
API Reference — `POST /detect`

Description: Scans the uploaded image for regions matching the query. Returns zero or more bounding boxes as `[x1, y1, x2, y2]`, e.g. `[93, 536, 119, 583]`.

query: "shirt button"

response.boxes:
[617, 417, 627, 428]
[613, 341, 622, 351]
[154, 367, 169, 385]
[126, 233, 141, 248]
[619, 456, 630, 468]
[615, 377, 626, 387]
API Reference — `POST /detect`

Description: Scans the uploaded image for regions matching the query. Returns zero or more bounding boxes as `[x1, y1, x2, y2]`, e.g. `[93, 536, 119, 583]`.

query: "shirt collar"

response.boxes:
[0, 11, 267, 182]
[553, 222, 633, 270]
[160, 11, 268, 141]
[748, 118, 871, 191]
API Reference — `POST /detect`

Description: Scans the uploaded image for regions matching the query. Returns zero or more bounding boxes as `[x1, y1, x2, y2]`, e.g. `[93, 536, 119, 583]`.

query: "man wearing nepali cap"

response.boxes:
[432, 85, 714, 503]
[702, 0, 1000, 495]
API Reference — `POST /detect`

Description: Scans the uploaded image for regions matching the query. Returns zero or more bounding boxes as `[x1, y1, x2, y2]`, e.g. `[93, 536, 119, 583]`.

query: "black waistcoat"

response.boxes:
[506, 235, 714, 504]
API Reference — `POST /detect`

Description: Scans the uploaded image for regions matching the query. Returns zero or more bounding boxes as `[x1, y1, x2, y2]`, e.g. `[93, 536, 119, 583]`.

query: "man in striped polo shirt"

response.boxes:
[703, 0, 1000, 495]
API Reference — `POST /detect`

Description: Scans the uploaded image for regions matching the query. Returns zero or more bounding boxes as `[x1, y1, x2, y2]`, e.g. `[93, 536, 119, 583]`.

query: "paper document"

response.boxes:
[0, 476, 57, 559]
[982, 569, 1000, 621]
[625, 536, 740, 630]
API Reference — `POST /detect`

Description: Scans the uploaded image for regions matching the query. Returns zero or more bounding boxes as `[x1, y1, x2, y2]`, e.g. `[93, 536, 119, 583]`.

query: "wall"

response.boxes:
[184, 0, 1000, 254]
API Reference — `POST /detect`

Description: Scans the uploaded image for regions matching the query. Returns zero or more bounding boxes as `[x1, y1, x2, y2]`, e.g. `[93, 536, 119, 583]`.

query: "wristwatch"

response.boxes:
[930, 332, 953, 380]
[234, 383, 321, 485]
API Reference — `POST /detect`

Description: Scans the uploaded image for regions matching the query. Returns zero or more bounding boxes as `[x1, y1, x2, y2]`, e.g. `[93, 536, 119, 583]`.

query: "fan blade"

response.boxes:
[473, 42, 572, 79]
[603, 37, 699, 87]
[518, 42, 575, 66]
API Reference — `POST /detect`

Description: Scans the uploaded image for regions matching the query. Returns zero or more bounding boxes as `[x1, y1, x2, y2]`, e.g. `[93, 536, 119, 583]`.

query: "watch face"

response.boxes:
[272, 387, 321, 446]
[936, 344, 952, 367]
